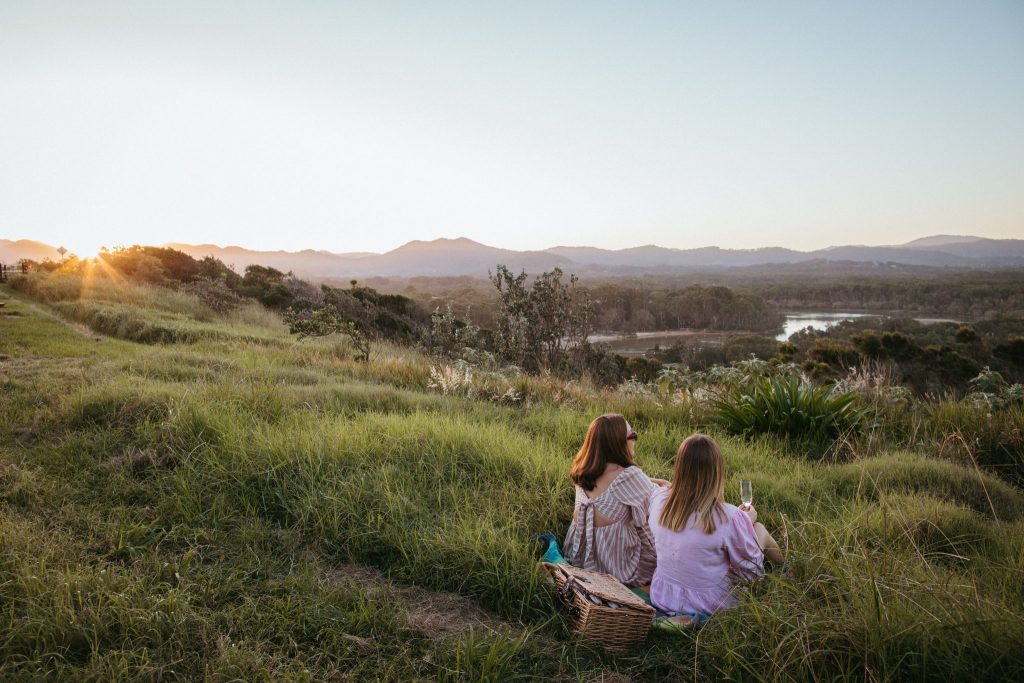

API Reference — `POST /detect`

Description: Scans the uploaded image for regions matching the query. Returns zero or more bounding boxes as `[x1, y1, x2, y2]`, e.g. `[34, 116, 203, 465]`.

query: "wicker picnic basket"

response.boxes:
[540, 562, 655, 652]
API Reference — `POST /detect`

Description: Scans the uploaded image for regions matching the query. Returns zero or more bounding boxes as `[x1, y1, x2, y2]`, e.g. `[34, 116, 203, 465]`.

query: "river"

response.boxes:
[588, 311, 961, 354]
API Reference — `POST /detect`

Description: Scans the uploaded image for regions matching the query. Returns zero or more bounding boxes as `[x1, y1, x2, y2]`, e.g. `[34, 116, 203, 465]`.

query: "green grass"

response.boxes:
[2, 278, 1024, 680]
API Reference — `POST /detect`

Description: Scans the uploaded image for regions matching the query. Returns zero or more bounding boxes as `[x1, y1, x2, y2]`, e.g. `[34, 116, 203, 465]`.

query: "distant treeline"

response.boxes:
[586, 283, 781, 333]
[747, 275, 1024, 319]
[335, 267, 1024, 330]
[326, 277, 783, 333]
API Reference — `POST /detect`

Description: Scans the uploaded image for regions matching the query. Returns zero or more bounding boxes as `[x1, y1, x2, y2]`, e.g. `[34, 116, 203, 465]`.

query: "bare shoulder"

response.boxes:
[599, 463, 625, 482]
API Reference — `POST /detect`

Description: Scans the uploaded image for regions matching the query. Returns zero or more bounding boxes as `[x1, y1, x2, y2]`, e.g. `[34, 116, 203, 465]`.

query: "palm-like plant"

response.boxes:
[712, 376, 866, 448]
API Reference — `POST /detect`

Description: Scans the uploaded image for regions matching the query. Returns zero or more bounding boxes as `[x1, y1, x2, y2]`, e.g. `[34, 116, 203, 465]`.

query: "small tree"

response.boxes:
[488, 265, 594, 373]
[489, 265, 536, 370]
[428, 303, 482, 358]
[283, 306, 370, 362]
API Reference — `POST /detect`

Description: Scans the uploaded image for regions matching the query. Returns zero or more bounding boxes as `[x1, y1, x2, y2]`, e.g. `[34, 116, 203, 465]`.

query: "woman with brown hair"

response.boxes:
[563, 414, 668, 585]
[647, 434, 782, 615]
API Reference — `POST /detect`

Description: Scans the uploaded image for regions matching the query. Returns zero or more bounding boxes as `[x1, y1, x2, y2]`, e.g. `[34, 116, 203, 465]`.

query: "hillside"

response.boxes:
[1, 273, 1023, 680]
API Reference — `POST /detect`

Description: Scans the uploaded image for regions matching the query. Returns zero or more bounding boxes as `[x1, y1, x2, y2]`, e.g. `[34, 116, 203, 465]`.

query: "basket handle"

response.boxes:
[541, 562, 602, 590]
[540, 561, 568, 579]
[540, 562, 585, 619]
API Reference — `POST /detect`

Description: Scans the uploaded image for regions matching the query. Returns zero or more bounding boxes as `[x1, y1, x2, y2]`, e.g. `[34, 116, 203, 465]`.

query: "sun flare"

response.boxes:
[66, 239, 109, 261]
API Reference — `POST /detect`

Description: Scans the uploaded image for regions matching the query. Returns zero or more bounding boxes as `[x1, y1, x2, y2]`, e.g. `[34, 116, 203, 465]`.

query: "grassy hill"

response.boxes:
[1, 275, 1023, 681]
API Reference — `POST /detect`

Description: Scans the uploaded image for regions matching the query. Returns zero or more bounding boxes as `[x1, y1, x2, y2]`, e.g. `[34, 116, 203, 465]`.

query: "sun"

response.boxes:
[67, 238, 108, 261]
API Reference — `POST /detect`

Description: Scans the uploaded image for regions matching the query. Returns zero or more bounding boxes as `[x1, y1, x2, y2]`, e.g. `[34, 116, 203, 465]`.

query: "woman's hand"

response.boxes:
[650, 478, 670, 487]
[740, 503, 757, 524]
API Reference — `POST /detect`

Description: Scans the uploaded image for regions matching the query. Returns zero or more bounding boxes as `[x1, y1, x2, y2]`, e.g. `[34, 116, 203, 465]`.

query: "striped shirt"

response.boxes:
[563, 466, 658, 585]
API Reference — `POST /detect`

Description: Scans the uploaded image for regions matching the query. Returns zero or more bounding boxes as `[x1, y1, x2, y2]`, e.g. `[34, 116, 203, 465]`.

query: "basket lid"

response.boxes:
[541, 562, 654, 613]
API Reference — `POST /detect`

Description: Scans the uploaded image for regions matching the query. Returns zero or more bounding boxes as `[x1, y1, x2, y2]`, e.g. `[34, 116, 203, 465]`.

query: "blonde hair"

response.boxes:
[658, 434, 725, 533]
[569, 414, 634, 491]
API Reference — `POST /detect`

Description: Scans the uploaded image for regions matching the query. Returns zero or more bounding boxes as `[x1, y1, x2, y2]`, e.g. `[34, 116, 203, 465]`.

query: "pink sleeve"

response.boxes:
[618, 467, 657, 517]
[725, 507, 764, 579]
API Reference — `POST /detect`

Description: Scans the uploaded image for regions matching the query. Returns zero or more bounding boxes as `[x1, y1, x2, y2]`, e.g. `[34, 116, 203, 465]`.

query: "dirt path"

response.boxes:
[324, 563, 513, 639]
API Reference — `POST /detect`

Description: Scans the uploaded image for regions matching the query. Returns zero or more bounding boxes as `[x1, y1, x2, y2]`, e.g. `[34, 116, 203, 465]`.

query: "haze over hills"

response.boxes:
[2, 235, 1024, 277]
[159, 235, 1024, 275]
[0, 239, 63, 263]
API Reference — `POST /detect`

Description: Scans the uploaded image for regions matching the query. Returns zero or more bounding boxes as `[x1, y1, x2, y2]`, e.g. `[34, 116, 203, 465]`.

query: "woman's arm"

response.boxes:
[740, 505, 783, 564]
[753, 523, 784, 565]
[725, 508, 766, 579]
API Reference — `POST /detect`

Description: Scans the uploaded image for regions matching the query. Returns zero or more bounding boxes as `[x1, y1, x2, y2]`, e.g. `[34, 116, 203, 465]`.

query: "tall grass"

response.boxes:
[9, 273, 287, 346]
[10, 272, 212, 317]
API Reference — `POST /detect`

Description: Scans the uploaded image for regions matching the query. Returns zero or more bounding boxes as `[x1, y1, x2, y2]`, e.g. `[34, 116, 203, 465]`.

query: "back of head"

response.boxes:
[569, 413, 634, 491]
[658, 433, 725, 533]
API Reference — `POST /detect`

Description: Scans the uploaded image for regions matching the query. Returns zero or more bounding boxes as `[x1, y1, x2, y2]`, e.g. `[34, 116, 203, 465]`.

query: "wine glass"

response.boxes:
[740, 480, 753, 508]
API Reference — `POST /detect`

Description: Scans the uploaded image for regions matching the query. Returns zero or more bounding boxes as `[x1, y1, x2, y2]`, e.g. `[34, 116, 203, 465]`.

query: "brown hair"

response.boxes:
[569, 414, 635, 491]
[658, 434, 725, 533]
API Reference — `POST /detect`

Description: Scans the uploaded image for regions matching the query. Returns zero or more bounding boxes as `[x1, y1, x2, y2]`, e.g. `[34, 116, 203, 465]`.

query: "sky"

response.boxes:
[1, 1, 1022, 258]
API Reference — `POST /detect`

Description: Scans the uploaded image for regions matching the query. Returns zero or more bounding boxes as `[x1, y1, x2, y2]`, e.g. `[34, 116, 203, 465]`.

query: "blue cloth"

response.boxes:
[537, 531, 567, 564]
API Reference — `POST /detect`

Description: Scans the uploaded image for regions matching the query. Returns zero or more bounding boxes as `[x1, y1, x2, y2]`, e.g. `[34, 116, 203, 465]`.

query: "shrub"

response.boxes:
[994, 336, 1024, 367]
[923, 345, 980, 389]
[625, 356, 662, 383]
[179, 277, 245, 314]
[712, 376, 866, 451]
[426, 303, 484, 359]
[806, 339, 861, 372]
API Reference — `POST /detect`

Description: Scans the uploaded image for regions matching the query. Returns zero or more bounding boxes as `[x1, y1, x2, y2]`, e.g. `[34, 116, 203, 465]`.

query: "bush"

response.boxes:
[179, 278, 245, 314]
[712, 376, 866, 451]
[995, 336, 1024, 366]
[625, 356, 663, 382]
[806, 339, 861, 373]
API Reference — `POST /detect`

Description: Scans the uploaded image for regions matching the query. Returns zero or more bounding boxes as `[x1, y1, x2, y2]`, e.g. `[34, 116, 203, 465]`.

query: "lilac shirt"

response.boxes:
[647, 488, 764, 614]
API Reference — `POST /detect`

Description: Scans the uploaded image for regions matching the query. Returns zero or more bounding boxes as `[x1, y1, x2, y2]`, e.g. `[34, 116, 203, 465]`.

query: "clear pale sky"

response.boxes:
[2, 1, 1022, 257]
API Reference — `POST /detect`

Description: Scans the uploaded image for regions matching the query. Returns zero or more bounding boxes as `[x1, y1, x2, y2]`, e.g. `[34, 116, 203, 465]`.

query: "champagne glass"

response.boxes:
[740, 480, 753, 508]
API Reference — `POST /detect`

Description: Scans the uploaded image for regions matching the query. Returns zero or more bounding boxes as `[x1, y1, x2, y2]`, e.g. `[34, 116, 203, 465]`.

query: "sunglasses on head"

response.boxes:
[626, 429, 638, 441]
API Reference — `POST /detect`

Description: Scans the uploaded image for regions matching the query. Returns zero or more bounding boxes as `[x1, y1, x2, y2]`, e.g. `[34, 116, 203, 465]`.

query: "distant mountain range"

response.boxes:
[2, 234, 1023, 277]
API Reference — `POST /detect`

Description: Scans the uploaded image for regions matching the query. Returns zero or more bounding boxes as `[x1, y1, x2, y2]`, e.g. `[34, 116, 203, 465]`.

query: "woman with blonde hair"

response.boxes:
[563, 414, 667, 585]
[648, 434, 782, 615]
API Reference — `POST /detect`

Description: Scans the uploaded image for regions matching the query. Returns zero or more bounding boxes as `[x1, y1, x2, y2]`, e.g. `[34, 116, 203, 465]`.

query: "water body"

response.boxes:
[775, 312, 961, 341]
[589, 311, 961, 354]
[775, 312, 875, 341]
